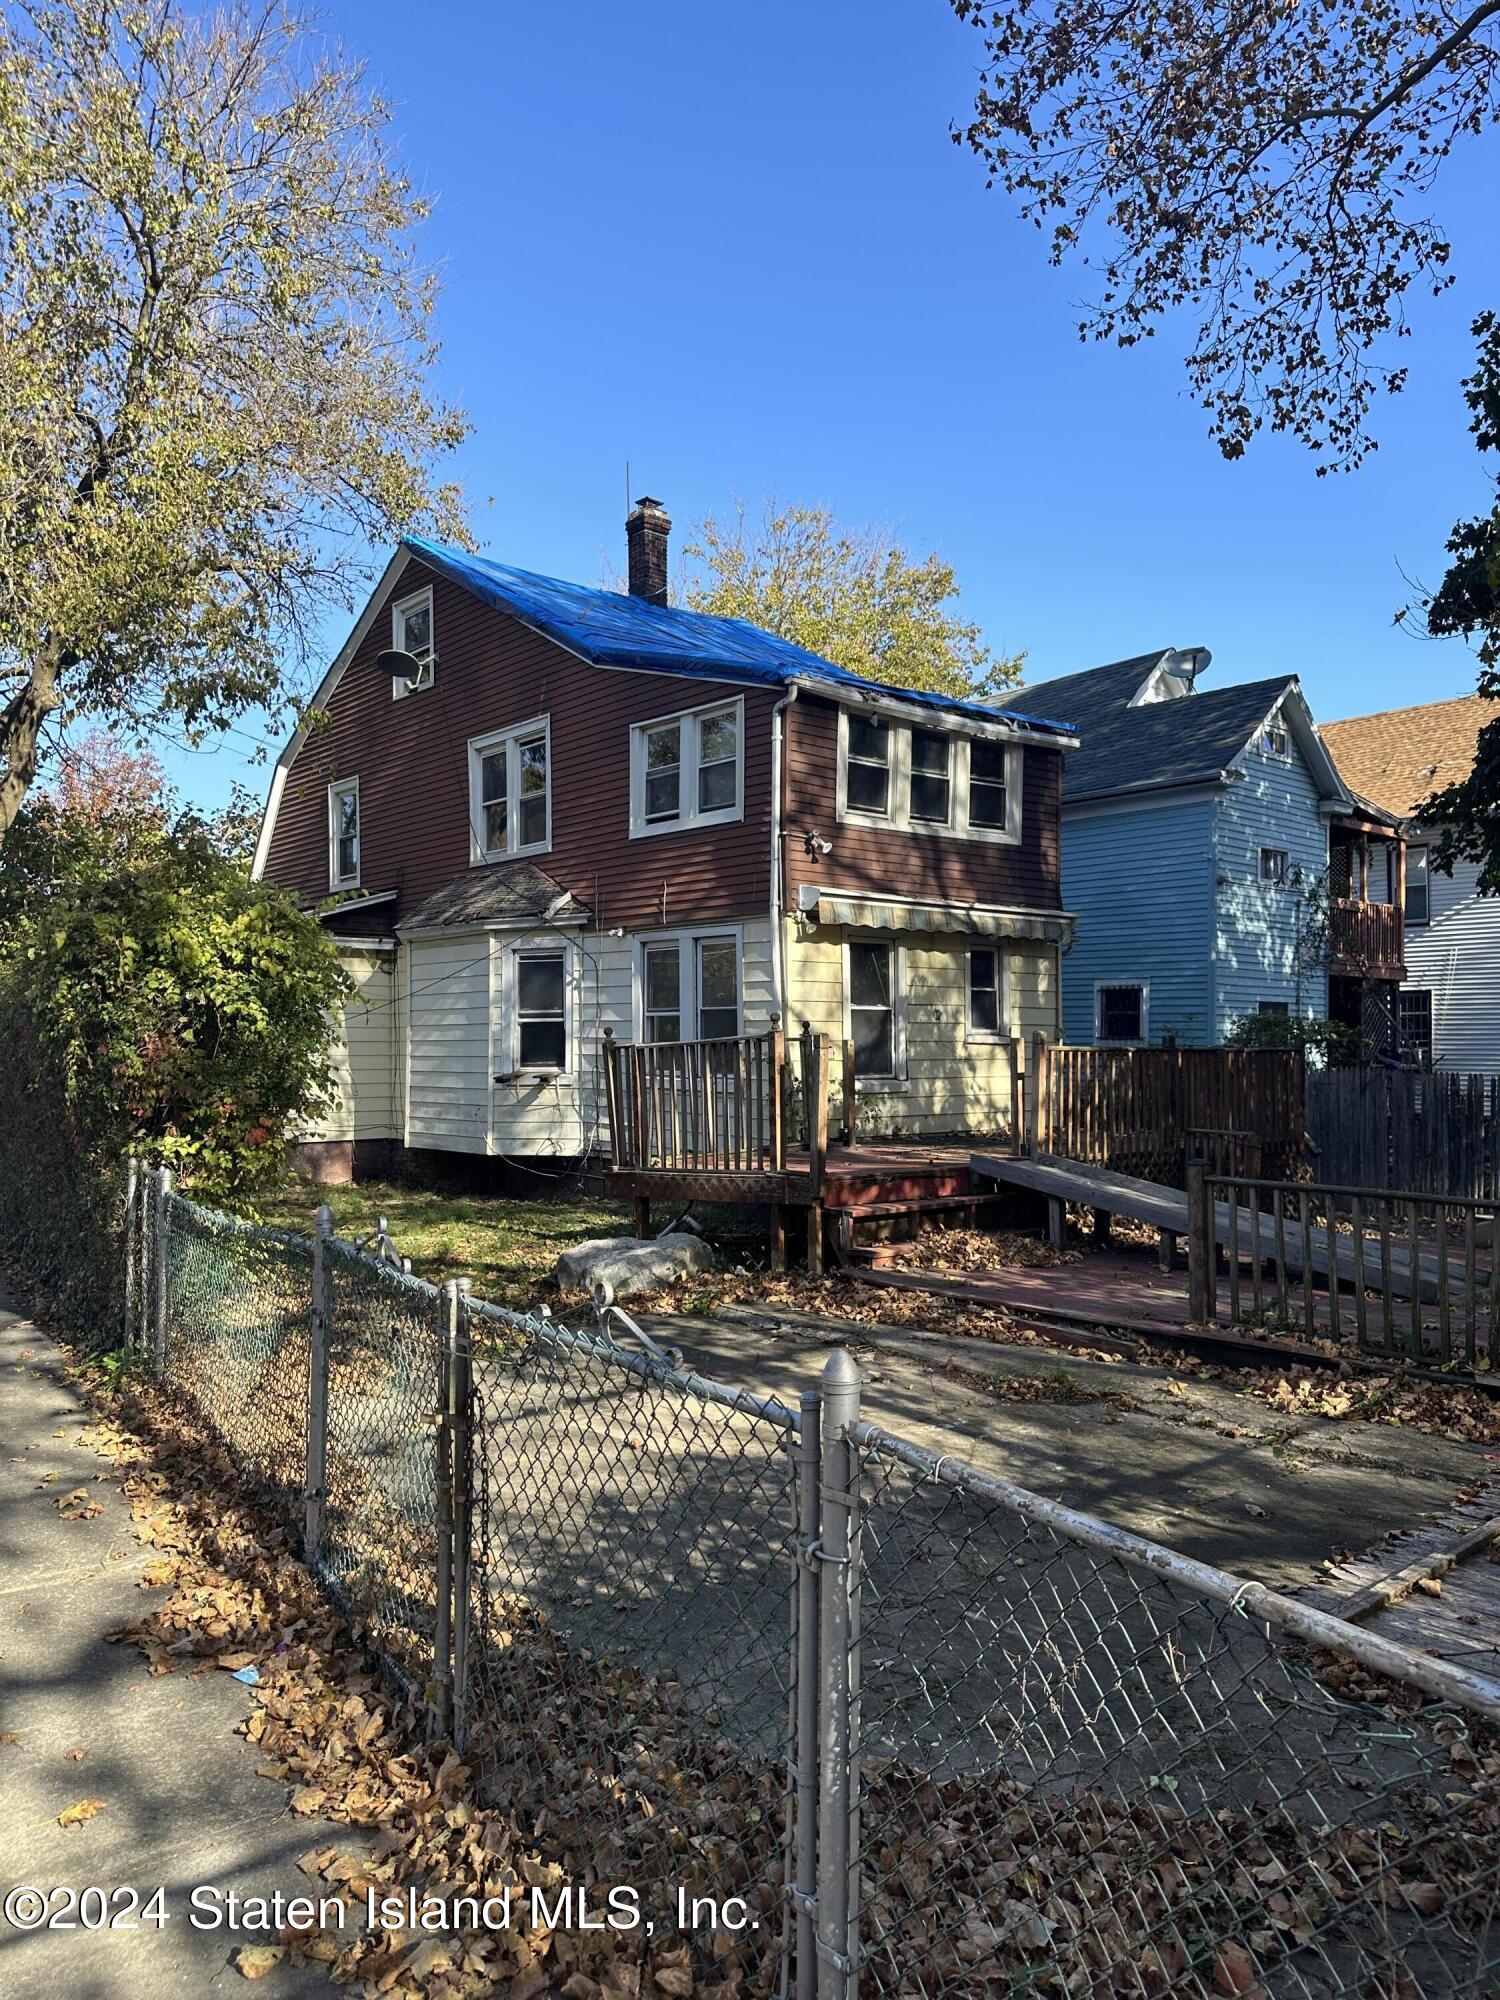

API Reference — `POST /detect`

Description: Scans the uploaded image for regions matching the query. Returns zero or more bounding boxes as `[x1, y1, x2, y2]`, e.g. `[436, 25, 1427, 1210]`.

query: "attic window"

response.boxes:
[1264, 718, 1289, 758]
[391, 587, 435, 699]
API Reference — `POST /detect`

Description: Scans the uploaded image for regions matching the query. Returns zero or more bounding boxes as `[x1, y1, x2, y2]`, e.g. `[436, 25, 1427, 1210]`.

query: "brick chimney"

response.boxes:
[626, 496, 671, 606]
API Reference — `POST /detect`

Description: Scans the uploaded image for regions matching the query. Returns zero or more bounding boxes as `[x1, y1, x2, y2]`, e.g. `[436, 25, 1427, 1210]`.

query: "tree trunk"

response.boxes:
[0, 656, 63, 838]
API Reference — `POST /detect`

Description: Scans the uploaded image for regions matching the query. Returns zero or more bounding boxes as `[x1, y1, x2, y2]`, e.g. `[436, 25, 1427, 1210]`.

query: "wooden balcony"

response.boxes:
[1327, 897, 1405, 979]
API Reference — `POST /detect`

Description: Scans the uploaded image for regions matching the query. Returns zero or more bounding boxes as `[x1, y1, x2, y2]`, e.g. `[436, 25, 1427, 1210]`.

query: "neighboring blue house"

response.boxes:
[1008, 651, 1407, 1048]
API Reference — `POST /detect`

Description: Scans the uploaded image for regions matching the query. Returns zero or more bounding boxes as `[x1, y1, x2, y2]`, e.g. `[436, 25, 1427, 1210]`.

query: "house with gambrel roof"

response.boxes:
[1007, 651, 1408, 1051]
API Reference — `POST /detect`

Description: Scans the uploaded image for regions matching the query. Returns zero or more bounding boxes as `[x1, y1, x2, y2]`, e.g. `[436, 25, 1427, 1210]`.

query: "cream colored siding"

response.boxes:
[405, 934, 492, 1154]
[785, 922, 1058, 1139]
[298, 948, 398, 1142]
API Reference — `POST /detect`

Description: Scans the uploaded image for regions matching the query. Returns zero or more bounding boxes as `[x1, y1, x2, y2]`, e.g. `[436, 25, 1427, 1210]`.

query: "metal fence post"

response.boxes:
[1187, 1157, 1212, 1324]
[815, 1349, 861, 2000]
[151, 1165, 173, 1375]
[122, 1156, 139, 1352]
[304, 1206, 334, 1563]
[450, 1278, 473, 1753]
[789, 1386, 822, 2000]
[432, 1281, 457, 1741]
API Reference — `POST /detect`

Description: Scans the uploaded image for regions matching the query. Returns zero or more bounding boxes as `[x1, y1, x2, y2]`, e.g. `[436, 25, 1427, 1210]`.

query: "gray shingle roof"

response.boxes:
[400, 862, 591, 932]
[1009, 656, 1295, 802]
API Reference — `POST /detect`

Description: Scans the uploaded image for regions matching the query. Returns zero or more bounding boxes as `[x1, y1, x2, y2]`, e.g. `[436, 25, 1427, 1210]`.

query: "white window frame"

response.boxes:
[467, 716, 552, 865]
[842, 935, 908, 1087]
[965, 943, 1009, 1044]
[328, 776, 360, 890]
[1405, 843, 1430, 926]
[1264, 717, 1290, 758]
[835, 709, 1023, 844]
[1095, 980, 1149, 1047]
[1259, 846, 1290, 884]
[628, 698, 745, 839]
[633, 925, 744, 1042]
[509, 944, 572, 1076]
[389, 585, 436, 700]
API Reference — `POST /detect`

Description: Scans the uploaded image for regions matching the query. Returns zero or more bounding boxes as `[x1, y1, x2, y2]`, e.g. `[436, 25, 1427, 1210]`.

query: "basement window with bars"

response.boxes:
[1096, 982, 1147, 1045]
[514, 951, 568, 1072]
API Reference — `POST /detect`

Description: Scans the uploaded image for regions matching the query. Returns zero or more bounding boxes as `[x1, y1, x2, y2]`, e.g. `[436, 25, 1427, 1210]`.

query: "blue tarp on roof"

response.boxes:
[401, 534, 1077, 738]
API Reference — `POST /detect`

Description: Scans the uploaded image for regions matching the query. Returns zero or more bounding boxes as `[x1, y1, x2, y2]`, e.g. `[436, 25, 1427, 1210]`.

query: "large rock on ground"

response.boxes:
[554, 1232, 717, 1300]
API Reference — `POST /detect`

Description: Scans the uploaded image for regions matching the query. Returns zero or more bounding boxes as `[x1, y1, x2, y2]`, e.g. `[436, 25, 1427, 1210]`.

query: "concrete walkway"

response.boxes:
[0, 1280, 338, 1999]
[643, 1301, 1495, 1589]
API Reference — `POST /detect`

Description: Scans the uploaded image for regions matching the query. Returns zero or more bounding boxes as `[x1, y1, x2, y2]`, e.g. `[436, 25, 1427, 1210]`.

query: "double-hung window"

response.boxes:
[909, 729, 952, 826]
[845, 716, 892, 817]
[390, 586, 435, 698]
[847, 939, 903, 1080]
[630, 699, 743, 835]
[328, 778, 360, 889]
[468, 718, 551, 863]
[967, 946, 1006, 1040]
[515, 951, 568, 1072]
[640, 931, 743, 1042]
[1405, 844, 1430, 925]
[1398, 989, 1433, 1066]
[837, 710, 1022, 842]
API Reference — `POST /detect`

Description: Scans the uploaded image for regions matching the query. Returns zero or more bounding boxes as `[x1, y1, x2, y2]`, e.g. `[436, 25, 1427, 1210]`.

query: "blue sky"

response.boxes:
[151, 0, 1496, 814]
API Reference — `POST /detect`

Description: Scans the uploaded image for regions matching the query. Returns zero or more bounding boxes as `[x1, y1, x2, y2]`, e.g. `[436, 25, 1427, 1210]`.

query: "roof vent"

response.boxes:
[626, 496, 671, 607]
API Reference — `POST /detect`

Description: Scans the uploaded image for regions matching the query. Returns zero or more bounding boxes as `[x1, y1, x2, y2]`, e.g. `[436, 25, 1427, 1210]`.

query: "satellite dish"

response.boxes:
[377, 648, 424, 679]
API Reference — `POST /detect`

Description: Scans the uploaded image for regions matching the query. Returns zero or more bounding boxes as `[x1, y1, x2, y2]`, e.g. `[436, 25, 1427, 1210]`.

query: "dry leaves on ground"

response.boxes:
[57, 1798, 107, 1828]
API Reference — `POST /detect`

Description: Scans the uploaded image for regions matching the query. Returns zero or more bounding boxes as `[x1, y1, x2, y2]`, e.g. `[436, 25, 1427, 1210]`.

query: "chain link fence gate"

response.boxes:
[122, 1162, 1500, 1999]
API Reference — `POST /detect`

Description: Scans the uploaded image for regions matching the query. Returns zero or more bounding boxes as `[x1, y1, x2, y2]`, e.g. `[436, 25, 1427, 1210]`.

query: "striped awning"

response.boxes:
[805, 893, 1074, 945]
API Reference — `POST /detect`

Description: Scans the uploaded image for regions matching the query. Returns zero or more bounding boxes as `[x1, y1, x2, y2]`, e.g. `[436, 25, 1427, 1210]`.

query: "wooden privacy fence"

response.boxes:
[1032, 1042, 1305, 1186]
[1307, 1068, 1500, 1199]
[1187, 1164, 1499, 1368]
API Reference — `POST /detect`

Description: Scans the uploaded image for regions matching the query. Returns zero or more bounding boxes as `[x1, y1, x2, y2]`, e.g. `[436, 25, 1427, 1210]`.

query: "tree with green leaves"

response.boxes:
[0, 0, 468, 839]
[682, 501, 1022, 699]
[1415, 313, 1500, 889]
[948, 0, 1500, 470]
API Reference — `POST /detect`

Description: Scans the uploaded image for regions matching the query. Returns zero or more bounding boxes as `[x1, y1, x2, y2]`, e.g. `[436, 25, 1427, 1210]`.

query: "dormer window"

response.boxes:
[836, 708, 1022, 843]
[390, 586, 435, 699]
[845, 716, 892, 816]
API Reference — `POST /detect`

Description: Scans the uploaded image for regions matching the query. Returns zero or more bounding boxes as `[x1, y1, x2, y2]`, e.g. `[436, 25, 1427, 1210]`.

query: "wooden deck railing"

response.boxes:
[603, 1021, 812, 1177]
[1327, 898, 1405, 974]
[1189, 1166, 1498, 1366]
[1031, 1041, 1305, 1184]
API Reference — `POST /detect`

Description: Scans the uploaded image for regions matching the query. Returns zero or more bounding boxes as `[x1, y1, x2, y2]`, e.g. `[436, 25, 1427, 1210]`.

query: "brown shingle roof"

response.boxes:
[1320, 693, 1500, 820]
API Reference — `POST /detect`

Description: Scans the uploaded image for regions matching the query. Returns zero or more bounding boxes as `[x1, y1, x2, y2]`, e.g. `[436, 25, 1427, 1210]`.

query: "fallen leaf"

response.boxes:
[58, 1797, 108, 1828]
[63, 1746, 87, 1763]
[234, 1943, 286, 1979]
[0, 1731, 21, 1748]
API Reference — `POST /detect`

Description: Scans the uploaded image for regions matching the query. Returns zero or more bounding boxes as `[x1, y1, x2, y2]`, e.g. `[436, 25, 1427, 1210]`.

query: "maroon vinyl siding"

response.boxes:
[260, 559, 776, 929]
[781, 694, 1064, 909]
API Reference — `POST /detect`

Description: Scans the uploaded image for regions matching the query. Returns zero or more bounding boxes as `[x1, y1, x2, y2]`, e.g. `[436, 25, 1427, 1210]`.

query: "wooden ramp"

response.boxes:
[970, 1152, 1469, 1305]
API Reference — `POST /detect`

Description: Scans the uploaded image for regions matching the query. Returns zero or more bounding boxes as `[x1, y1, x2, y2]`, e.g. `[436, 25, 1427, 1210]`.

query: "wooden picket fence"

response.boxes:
[1306, 1069, 1500, 1199]
[1031, 1041, 1305, 1186]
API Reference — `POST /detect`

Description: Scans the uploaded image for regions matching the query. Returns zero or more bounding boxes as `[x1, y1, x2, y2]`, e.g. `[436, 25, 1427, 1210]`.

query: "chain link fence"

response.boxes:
[122, 1162, 1500, 2000]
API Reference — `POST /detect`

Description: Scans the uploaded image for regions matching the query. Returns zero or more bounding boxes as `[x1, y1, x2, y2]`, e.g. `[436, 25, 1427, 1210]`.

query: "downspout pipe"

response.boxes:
[770, 687, 799, 1026]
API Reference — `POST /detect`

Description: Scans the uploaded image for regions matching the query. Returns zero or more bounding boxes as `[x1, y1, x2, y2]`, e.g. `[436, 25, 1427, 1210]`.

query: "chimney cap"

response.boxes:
[628, 494, 669, 515]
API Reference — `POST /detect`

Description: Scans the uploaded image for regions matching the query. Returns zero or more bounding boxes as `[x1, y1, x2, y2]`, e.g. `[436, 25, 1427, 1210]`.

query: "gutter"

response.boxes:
[770, 687, 799, 1024]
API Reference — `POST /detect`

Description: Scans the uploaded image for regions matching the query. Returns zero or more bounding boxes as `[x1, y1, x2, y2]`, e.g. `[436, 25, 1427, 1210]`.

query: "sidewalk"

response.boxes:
[0, 1278, 337, 1998]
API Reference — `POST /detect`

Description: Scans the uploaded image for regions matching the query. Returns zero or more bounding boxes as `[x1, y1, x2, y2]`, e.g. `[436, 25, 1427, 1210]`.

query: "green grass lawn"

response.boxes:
[242, 1178, 634, 1311]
